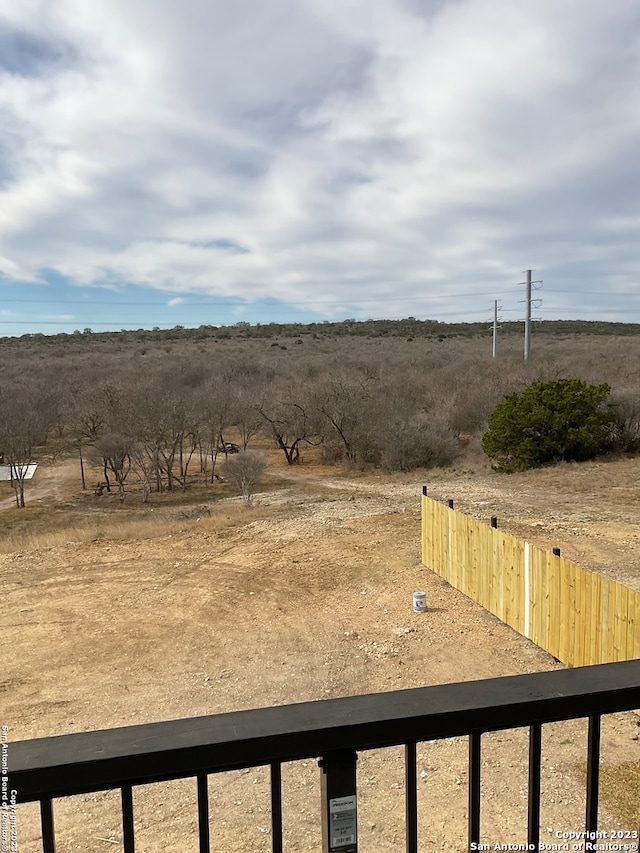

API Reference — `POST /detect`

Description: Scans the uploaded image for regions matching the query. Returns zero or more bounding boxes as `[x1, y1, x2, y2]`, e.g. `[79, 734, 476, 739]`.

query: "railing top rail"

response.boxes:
[10, 661, 640, 802]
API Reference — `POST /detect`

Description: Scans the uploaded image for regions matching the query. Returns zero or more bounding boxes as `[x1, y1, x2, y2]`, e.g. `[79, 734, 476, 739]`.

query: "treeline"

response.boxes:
[3, 318, 640, 349]
[1, 333, 640, 505]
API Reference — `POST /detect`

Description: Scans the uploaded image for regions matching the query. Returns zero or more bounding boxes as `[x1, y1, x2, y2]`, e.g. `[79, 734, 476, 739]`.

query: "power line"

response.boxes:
[535, 306, 640, 314]
[0, 281, 638, 328]
[0, 289, 519, 307]
[546, 289, 640, 296]
[0, 309, 501, 326]
[2, 308, 639, 326]
[1, 288, 637, 307]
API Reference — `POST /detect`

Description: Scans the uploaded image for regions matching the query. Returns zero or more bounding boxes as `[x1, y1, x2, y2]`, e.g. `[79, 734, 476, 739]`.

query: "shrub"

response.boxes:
[609, 387, 640, 452]
[222, 451, 267, 506]
[378, 412, 460, 472]
[482, 379, 615, 472]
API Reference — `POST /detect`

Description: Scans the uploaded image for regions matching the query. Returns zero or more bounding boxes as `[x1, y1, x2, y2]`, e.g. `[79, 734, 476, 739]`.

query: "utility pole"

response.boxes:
[519, 269, 542, 361]
[524, 270, 532, 361]
[492, 300, 501, 358]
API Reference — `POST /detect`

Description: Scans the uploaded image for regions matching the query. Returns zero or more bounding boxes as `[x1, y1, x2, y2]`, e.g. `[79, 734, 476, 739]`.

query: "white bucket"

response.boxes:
[413, 591, 427, 613]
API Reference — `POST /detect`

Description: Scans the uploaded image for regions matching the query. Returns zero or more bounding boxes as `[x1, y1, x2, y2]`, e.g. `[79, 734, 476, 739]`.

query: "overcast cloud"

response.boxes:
[1, 0, 639, 331]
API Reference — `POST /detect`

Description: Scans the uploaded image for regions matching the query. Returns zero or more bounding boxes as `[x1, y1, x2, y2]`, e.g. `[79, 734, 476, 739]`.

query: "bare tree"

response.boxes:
[374, 379, 460, 471]
[129, 441, 156, 503]
[68, 383, 108, 489]
[200, 376, 234, 483]
[0, 387, 51, 508]
[313, 366, 377, 464]
[257, 381, 321, 465]
[119, 372, 195, 494]
[94, 433, 133, 503]
[222, 451, 267, 506]
[227, 361, 269, 450]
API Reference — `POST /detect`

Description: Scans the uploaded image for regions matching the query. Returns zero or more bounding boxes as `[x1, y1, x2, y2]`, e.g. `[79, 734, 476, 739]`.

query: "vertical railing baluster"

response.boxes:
[121, 784, 135, 853]
[270, 762, 283, 853]
[586, 714, 601, 832]
[468, 733, 482, 849]
[527, 723, 542, 848]
[197, 773, 211, 853]
[405, 741, 418, 853]
[320, 750, 358, 853]
[40, 798, 56, 853]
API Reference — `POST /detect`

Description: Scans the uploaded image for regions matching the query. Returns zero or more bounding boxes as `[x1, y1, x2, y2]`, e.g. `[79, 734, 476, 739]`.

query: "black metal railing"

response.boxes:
[9, 660, 640, 852]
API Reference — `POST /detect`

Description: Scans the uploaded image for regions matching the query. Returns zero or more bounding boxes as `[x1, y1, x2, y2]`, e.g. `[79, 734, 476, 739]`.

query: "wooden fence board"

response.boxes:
[546, 551, 558, 656]
[458, 512, 468, 593]
[567, 560, 578, 666]
[549, 553, 562, 662]
[501, 534, 512, 625]
[516, 537, 526, 635]
[574, 561, 583, 664]
[592, 573, 604, 665]
[477, 526, 492, 611]
[453, 511, 462, 590]
[600, 580, 611, 665]
[502, 533, 523, 633]
[582, 568, 593, 666]
[540, 550, 552, 652]
[631, 590, 640, 660]
[529, 547, 547, 649]
[490, 530, 505, 618]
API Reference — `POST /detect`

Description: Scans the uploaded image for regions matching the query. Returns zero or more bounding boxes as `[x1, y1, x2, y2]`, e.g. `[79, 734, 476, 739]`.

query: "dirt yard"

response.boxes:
[4, 449, 640, 851]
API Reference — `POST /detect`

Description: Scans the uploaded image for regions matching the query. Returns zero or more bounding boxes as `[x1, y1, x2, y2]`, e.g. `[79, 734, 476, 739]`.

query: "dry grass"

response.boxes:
[0, 467, 290, 554]
[572, 761, 640, 829]
[599, 762, 640, 828]
[0, 514, 174, 553]
[0, 501, 289, 554]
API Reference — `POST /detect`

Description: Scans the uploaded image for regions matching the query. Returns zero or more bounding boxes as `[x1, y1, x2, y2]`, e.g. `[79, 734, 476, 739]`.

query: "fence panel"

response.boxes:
[421, 494, 639, 670]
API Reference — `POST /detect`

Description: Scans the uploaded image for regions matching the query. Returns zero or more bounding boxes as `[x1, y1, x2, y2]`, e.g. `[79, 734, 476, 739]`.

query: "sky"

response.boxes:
[0, 0, 640, 335]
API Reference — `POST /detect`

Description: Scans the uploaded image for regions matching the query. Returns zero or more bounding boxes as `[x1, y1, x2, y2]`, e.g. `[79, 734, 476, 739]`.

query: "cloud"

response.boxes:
[0, 0, 639, 322]
[167, 297, 184, 307]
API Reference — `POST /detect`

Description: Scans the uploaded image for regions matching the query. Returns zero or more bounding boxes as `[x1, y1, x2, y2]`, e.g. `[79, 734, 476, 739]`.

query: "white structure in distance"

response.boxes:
[0, 464, 38, 481]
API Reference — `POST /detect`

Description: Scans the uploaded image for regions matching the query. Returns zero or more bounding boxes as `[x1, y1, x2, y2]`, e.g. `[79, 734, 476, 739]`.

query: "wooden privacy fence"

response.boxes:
[421, 490, 640, 668]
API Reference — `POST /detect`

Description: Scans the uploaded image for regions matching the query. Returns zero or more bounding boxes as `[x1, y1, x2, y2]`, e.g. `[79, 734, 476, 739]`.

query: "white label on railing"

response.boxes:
[524, 541, 531, 640]
[330, 796, 357, 848]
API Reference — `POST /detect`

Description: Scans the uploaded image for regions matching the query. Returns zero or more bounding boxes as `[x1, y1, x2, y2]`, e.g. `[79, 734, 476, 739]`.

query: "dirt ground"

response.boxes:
[3, 449, 640, 852]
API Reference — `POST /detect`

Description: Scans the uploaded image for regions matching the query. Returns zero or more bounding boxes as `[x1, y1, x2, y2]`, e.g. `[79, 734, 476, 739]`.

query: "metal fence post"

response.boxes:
[319, 750, 358, 853]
